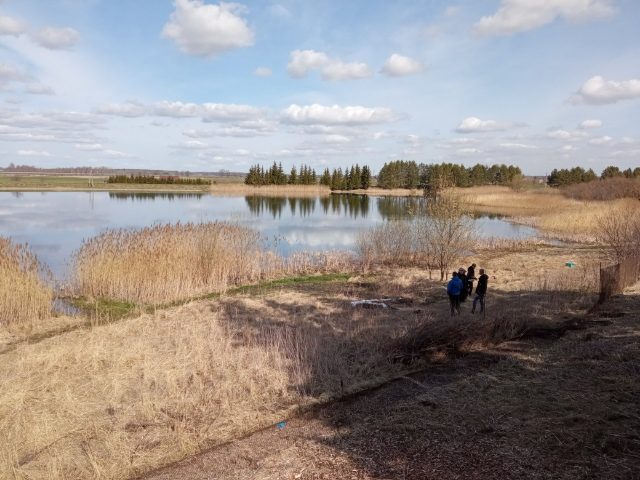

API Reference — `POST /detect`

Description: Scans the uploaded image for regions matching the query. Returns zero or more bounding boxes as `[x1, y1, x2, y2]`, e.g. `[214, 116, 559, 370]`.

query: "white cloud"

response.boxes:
[0, 63, 30, 83]
[589, 135, 613, 145]
[96, 101, 147, 117]
[579, 118, 602, 129]
[162, 0, 254, 58]
[381, 54, 425, 77]
[96, 100, 262, 122]
[287, 49, 371, 81]
[570, 75, 640, 104]
[455, 116, 510, 133]
[103, 149, 132, 158]
[324, 134, 351, 144]
[457, 147, 481, 154]
[474, 0, 616, 36]
[171, 140, 210, 150]
[25, 83, 54, 95]
[281, 104, 395, 125]
[269, 4, 291, 18]
[33, 27, 80, 49]
[254, 66, 272, 77]
[546, 129, 587, 141]
[18, 149, 50, 157]
[499, 142, 538, 149]
[0, 15, 28, 36]
[75, 143, 104, 151]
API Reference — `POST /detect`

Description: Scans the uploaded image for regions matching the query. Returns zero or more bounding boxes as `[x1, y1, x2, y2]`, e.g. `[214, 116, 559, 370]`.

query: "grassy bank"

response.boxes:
[210, 183, 331, 196]
[451, 185, 639, 239]
[0, 240, 608, 479]
[0, 174, 221, 192]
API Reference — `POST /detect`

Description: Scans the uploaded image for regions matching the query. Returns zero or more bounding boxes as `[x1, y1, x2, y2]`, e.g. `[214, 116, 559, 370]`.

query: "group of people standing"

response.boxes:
[446, 263, 488, 317]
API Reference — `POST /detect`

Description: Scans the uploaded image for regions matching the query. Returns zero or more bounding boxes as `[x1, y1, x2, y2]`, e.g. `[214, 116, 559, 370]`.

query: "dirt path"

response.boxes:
[141, 293, 640, 480]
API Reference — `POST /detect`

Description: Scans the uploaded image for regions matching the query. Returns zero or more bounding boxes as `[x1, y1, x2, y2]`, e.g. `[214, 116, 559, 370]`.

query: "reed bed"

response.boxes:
[72, 222, 355, 305]
[452, 185, 639, 237]
[0, 237, 52, 328]
[73, 222, 266, 304]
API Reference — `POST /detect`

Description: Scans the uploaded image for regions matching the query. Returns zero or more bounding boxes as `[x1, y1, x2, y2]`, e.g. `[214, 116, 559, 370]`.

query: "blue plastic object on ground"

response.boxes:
[565, 261, 576, 268]
[276, 421, 287, 430]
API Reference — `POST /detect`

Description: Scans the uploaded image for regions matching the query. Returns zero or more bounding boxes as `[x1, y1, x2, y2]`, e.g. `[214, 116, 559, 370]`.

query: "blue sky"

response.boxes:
[0, 0, 638, 174]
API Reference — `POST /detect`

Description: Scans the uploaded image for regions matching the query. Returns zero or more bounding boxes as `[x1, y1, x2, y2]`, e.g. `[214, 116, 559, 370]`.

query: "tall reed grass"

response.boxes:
[72, 222, 354, 305]
[73, 223, 266, 304]
[0, 237, 52, 327]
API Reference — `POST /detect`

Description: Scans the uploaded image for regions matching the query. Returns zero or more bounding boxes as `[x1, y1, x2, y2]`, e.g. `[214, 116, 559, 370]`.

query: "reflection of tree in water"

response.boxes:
[377, 196, 425, 220]
[246, 196, 317, 218]
[108, 192, 203, 202]
[245, 196, 287, 218]
[319, 194, 370, 218]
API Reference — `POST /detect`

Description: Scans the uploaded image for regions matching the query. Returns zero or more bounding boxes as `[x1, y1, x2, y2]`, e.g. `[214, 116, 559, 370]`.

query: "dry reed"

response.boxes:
[73, 222, 268, 304]
[72, 222, 355, 305]
[0, 237, 52, 328]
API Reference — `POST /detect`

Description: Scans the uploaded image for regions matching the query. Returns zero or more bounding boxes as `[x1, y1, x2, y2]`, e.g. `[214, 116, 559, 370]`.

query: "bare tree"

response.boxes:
[416, 196, 476, 280]
[597, 206, 640, 262]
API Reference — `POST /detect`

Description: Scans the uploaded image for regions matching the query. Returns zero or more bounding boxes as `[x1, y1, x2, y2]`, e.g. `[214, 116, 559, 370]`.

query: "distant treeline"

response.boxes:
[245, 162, 318, 185]
[107, 175, 211, 185]
[377, 161, 522, 189]
[548, 166, 640, 187]
[244, 162, 372, 190]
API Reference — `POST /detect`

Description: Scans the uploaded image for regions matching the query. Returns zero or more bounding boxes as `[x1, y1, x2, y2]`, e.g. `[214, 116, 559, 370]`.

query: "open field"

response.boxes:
[3, 241, 632, 480]
[0, 174, 228, 192]
[451, 185, 640, 240]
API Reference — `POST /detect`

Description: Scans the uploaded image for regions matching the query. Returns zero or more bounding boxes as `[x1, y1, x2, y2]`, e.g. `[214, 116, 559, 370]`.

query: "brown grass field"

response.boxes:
[3, 239, 638, 480]
[450, 185, 640, 240]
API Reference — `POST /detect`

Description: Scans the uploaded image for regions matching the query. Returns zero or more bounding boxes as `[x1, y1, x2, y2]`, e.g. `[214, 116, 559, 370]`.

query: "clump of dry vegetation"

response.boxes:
[72, 222, 354, 305]
[562, 177, 640, 201]
[452, 185, 639, 239]
[358, 197, 475, 279]
[0, 237, 52, 328]
[73, 222, 265, 304]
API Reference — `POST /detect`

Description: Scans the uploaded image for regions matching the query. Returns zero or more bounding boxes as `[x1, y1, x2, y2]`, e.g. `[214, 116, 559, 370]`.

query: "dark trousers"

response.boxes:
[467, 280, 474, 295]
[448, 294, 460, 316]
[472, 293, 485, 313]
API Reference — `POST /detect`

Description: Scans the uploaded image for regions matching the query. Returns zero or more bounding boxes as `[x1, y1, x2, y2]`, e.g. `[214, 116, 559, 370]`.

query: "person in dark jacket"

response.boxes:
[467, 263, 476, 295]
[447, 272, 463, 316]
[472, 269, 489, 314]
[458, 268, 468, 302]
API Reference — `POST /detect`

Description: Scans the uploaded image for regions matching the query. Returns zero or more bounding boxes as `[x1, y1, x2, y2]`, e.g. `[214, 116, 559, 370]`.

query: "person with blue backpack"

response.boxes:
[447, 271, 463, 316]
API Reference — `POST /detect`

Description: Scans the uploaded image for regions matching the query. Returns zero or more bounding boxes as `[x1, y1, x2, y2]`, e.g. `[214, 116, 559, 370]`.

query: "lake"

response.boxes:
[0, 191, 537, 279]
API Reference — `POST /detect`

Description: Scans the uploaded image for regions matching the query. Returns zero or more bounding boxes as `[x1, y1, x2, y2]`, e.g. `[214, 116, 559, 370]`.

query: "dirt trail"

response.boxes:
[141, 291, 640, 480]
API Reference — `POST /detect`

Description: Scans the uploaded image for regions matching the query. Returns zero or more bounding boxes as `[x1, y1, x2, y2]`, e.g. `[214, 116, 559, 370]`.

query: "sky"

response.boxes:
[0, 0, 638, 175]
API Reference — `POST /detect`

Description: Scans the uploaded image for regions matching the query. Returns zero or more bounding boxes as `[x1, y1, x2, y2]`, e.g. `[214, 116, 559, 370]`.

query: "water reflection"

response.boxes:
[0, 191, 539, 280]
[109, 192, 204, 201]
[377, 196, 424, 220]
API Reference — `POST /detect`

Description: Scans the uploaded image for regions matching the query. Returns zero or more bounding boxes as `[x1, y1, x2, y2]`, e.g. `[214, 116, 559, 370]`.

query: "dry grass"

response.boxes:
[0, 237, 52, 329]
[210, 184, 330, 197]
[73, 222, 267, 305]
[0, 243, 613, 480]
[0, 282, 419, 480]
[72, 222, 353, 305]
[451, 185, 639, 238]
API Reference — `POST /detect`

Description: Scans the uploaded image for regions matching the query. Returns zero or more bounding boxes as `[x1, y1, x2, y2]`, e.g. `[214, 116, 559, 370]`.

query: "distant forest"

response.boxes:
[107, 175, 211, 185]
[547, 166, 640, 187]
[245, 160, 521, 191]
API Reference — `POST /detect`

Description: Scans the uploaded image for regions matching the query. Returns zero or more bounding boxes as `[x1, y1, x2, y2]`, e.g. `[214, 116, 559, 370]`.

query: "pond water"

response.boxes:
[0, 191, 537, 279]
